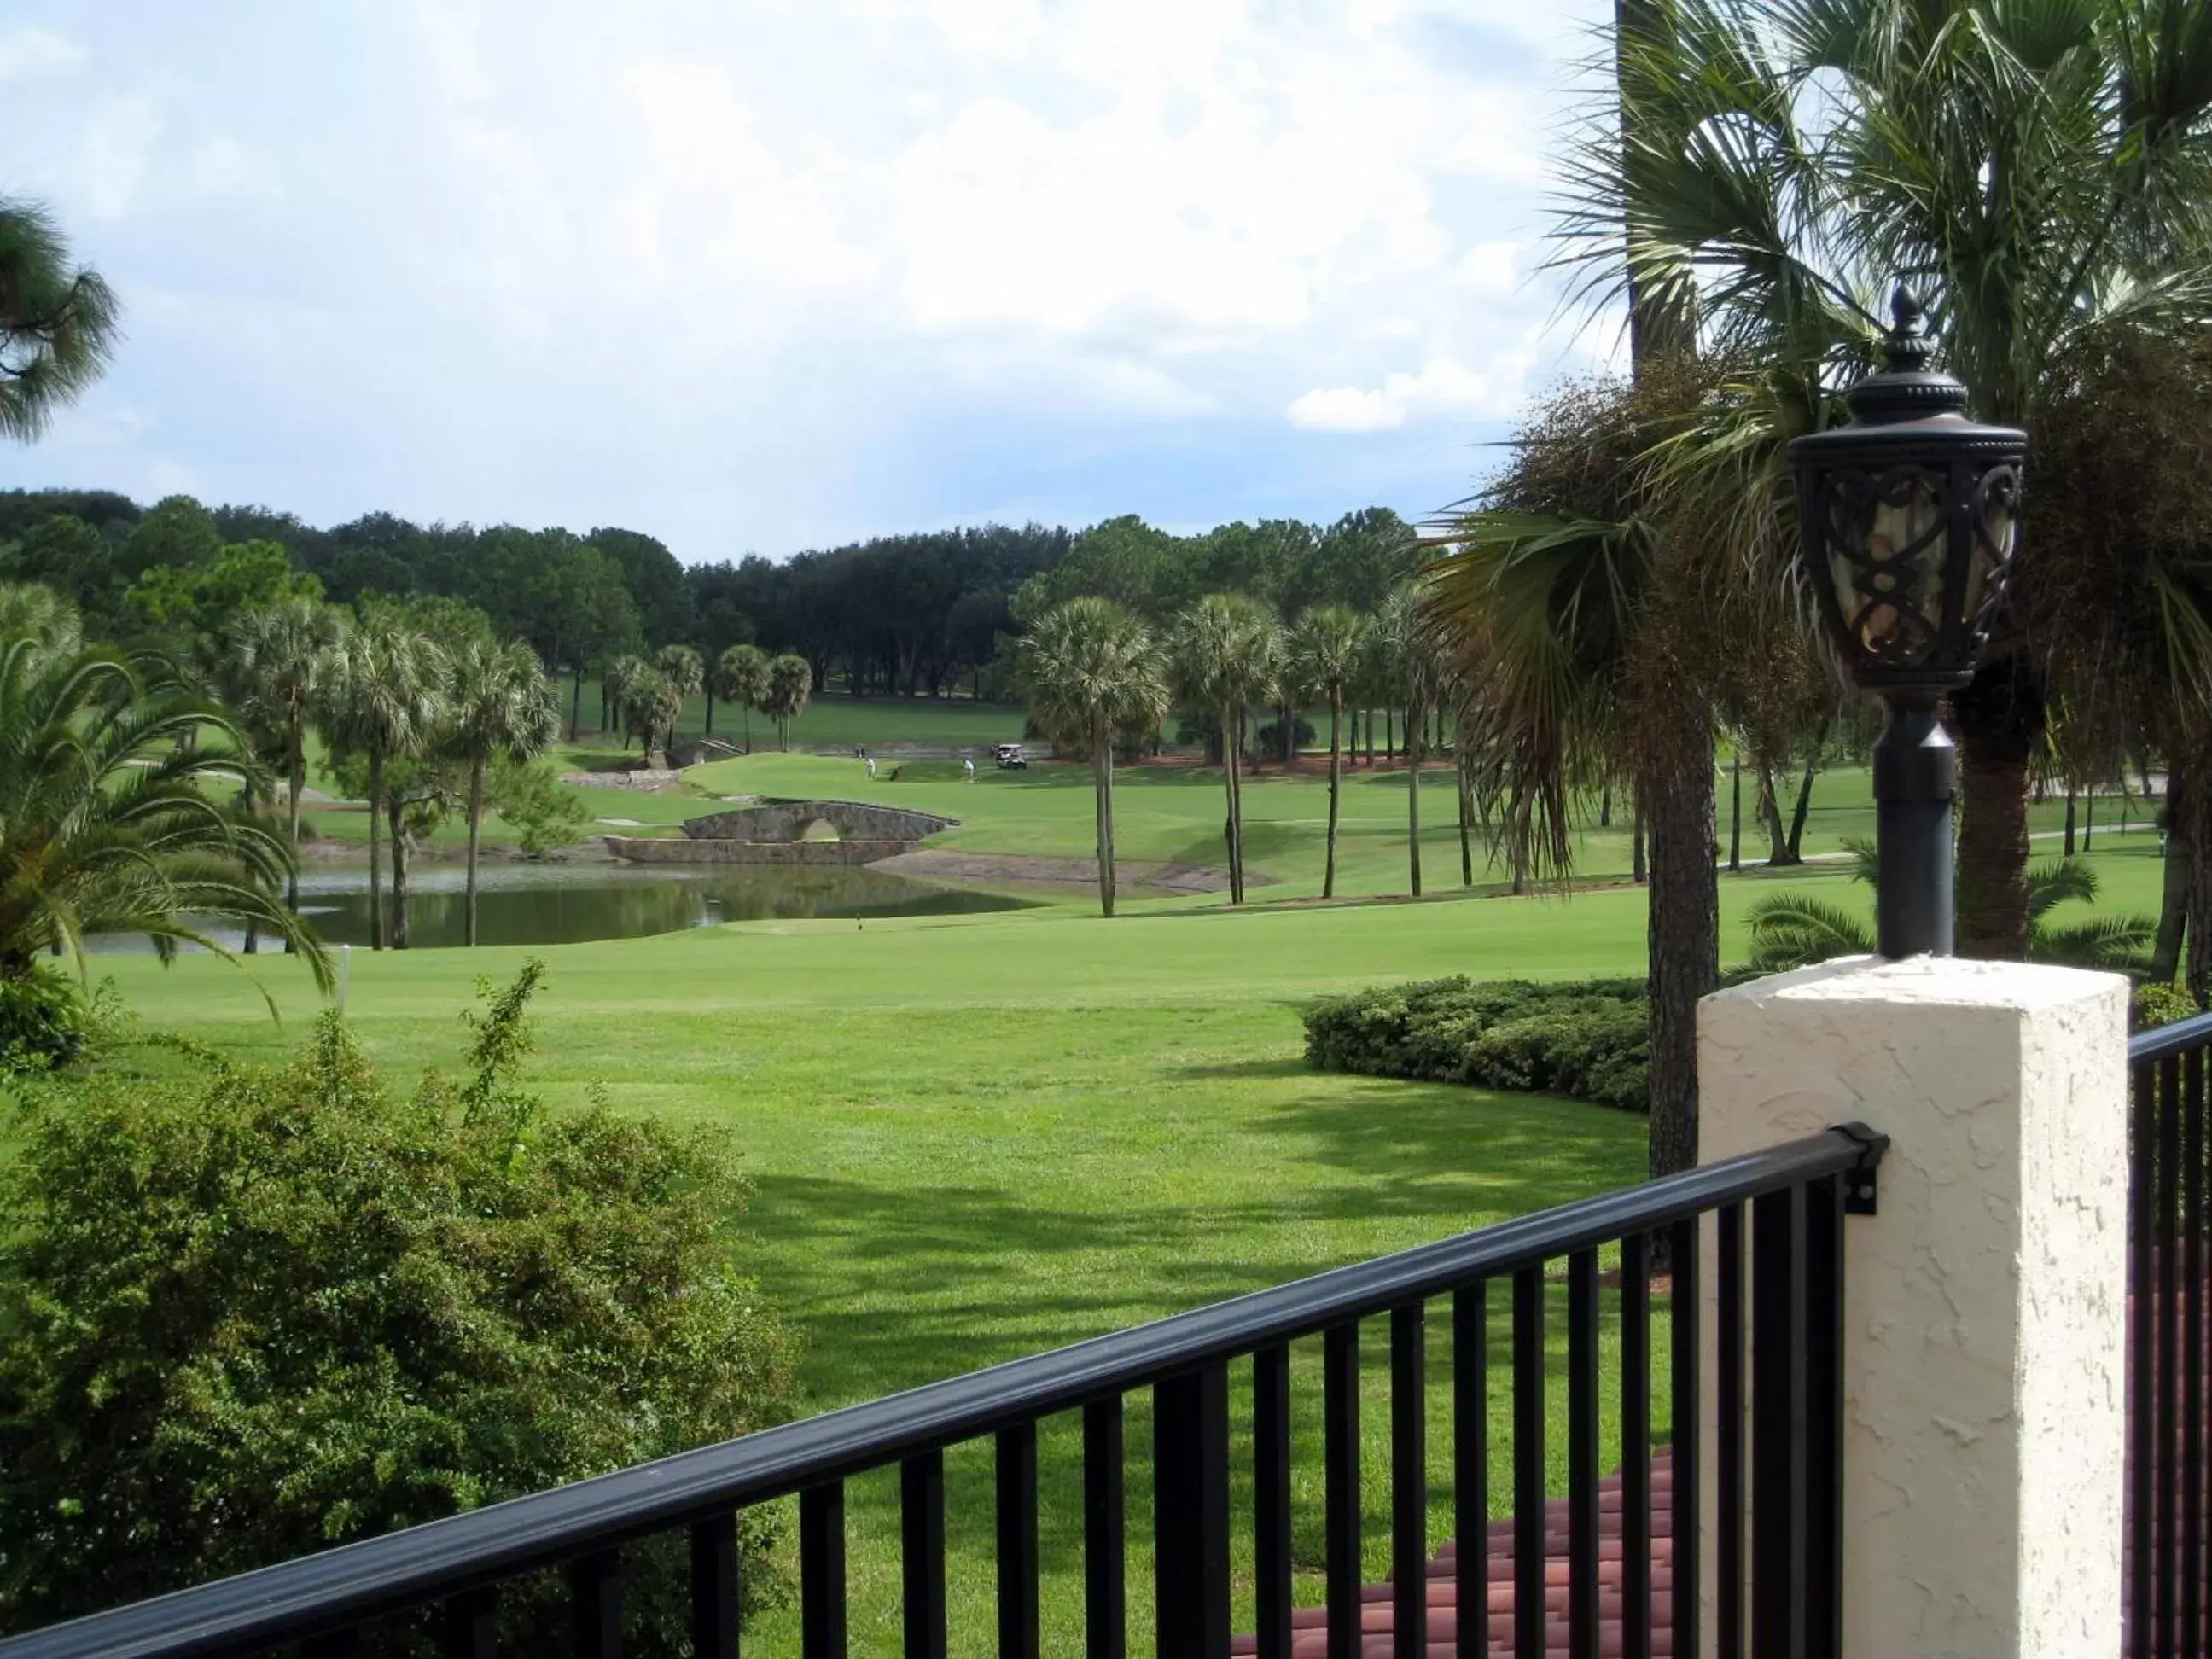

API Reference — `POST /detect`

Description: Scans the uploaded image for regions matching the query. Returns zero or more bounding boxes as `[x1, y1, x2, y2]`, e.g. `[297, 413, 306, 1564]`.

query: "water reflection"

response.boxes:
[88, 861, 1030, 953]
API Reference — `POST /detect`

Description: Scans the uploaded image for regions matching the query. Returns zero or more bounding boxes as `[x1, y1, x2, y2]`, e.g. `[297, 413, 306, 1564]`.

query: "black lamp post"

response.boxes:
[1788, 287, 2026, 958]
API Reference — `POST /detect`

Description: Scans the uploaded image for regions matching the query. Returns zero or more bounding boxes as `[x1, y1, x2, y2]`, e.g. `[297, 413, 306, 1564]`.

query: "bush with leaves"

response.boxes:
[0, 962, 795, 1650]
[0, 968, 120, 1075]
[489, 754, 593, 856]
[1304, 976, 1660, 1113]
[2134, 981, 2203, 1033]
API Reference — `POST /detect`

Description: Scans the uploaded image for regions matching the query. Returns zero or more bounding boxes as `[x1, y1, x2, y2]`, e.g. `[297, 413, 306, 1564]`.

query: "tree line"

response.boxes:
[0, 490, 1421, 721]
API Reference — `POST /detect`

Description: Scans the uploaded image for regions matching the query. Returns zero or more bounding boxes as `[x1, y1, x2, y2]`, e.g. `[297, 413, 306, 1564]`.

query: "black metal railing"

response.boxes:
[2129, 1010, 2212, 1659]
[0, 1126, 1886, 1659]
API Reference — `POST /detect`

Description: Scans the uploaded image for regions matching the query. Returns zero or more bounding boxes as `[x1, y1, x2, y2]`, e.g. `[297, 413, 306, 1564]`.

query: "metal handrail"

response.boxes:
[0, 1125, 1883, 1659]
[2131, 1010, 2212, 1067]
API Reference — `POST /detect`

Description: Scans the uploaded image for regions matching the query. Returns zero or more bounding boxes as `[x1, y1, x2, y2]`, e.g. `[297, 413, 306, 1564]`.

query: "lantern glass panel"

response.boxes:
[1826, 465, 1945, 667]
[1963, 462, 2020, 638]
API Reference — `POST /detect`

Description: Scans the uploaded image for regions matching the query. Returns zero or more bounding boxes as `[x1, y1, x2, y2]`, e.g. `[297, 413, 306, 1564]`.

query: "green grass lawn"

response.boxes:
[684, 748, 2166, 907]
[75, 828, 2170, 1654]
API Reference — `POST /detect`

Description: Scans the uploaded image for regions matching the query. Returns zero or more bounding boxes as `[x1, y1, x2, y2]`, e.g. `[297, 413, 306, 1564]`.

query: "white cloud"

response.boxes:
[398, 0, 491, 102]
[191, 137, 278, 198]
[614, 59, 876, 302]
[0, 0, 1611, 553]
[0, 25, 84, 82]
[1287, 356, 1518, 432]
[75, 96, 160, 218]
[1458, 240, 1524, 295]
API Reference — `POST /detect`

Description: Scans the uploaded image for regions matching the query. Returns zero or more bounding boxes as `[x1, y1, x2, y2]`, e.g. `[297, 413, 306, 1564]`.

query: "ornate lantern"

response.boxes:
[1788, 286, 2026, 958]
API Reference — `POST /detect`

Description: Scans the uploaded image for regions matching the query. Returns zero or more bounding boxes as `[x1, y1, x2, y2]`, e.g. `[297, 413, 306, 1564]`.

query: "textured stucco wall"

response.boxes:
[1698, 956, 2129, 1659]
[602, 836, 920, 866]
[679, 800, 958, 843]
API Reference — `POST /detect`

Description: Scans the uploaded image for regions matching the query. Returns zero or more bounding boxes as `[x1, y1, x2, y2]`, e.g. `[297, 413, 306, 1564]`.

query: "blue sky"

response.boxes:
[0, 0, 1617, 562]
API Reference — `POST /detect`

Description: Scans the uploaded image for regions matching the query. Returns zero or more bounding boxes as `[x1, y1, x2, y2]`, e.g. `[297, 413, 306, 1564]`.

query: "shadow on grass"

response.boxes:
[750, 1083, 1639, 1411]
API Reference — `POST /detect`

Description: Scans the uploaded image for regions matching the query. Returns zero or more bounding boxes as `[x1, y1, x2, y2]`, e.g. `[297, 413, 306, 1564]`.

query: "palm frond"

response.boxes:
[1744, 892, 1877, 971]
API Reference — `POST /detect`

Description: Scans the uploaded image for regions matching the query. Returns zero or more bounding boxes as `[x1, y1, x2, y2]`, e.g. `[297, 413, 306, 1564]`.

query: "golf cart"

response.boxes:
[992, 742, 1028, 770]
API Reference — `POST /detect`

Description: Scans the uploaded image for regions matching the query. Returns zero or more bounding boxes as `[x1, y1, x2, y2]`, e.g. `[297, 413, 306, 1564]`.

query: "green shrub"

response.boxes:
[0, 962, 795, 1651]
[490, 755, 592, 856]
[1305, 976, 1654, 1112]
[0, 969, 119, 1075]
[2134, 981, 2203, 1032]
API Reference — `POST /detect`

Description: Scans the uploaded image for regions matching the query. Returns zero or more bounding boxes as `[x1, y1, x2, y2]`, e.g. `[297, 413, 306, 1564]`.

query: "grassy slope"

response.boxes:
[90, 824, 2168, 1653]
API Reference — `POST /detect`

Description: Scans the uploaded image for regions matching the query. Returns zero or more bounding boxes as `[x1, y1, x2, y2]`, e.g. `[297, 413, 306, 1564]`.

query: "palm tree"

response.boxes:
[1567, 0, 2212, 961]
[1021, 598, 1169, 917]
[446, 638, 560, 946]
[1171, 594, 1283, 905]
[0, 582, 80, 660]
[228, 599, 347, 937]
[716, 643, 771, 754]
[320, 620, 447, 951]
[0, 637, 327, 995]
[1289, 604, 1369, 899]
[764, 654, 813, 750]
[0, 200, 119, 442]
[1429, 360, 1737, 1177]
[1749, 845, 2155, 974]
[619, 665, 680, 764]
[656, 644, 704, 748]
[603, 654, 648, 749]
[1374, 584, 1441, 897]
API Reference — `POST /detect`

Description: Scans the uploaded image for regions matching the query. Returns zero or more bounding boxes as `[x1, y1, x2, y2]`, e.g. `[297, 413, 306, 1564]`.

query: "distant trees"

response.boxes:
[227, 598, 347, 930]
[617, 664, 681, 765]
[1021, 598, 1170, 917]
[1171, 594, 1284, 906]
[763, 655, 813, 749]
[0, 200, 119, 442]
[446, 639, 560, 945]
[715, 644, 771, 754]
[1290, 605, 1370, 899]
[322, 621, 448, 951]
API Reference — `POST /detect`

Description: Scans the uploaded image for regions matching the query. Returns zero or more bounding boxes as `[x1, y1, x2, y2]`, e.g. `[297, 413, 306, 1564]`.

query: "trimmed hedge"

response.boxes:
[1303, 975, 1655, 1113]
[1312, 971, 2212, 1116]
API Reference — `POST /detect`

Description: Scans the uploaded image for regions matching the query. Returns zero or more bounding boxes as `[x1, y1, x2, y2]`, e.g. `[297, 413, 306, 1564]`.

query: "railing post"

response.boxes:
[1698, 958, 2130, 1659]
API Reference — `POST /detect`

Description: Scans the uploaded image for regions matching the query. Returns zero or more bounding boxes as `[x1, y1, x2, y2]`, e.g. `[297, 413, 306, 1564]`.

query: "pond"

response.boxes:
[89, 861, 1032, 954]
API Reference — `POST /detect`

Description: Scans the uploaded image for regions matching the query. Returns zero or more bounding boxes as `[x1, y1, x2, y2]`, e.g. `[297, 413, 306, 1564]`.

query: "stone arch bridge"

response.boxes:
[603, 800, 958, 866]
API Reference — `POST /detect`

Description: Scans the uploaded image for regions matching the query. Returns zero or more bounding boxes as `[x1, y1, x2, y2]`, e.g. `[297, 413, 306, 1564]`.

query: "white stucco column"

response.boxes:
[1697, 955, 2130, 1659]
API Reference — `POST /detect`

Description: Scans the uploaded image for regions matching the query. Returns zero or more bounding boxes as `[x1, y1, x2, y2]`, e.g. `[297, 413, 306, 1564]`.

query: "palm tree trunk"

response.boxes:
[1757, 762, 1792, 865]
[1599, 781, 1612, 829]
[1644, 718, 1718, 1179]
[743, 706, 753, 754]
[367, 751, 385, 951]
[286, 736, 306, 954]
[1953, 660, 2042, 959]
[388, 796, 410, 950]
[2155, 766, 2189, 984]
[1406, 708, 1423, 897]
[466, 755, 486, 947]
[1727, 752, 1742, 871]
[569, 668, 582, 742]
[1324, 687, 1343, 899]
[705, 683, 716, 738]
[1223, 701, 1245, 904]
[1458, 743, 1475, 889]
[2083, 788, 2094, 851]
[1784, 726, 1825, 860]
[242, 781, 260, 955]
[2063, 789, 2076, 857]
[1094, 722, 1117, 918]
